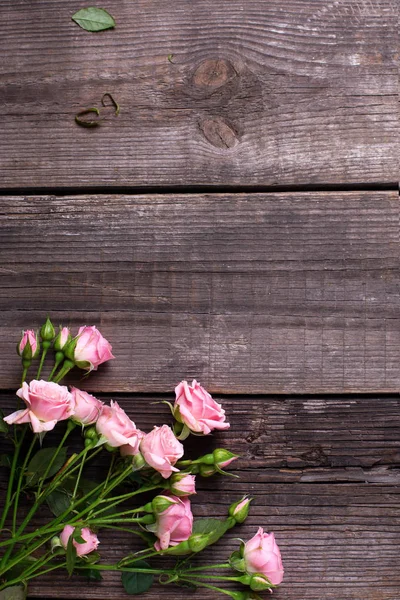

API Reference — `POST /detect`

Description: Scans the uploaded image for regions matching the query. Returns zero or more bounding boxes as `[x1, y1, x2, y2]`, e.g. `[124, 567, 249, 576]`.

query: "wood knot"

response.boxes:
[198, 117, 239, 149]
[192, 59, 237, 93]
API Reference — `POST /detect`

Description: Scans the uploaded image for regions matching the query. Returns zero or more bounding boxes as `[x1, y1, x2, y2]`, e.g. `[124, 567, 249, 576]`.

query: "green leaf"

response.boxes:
[25, 447, 68, 486]
[0, 410, 8, 434]
[66, 533, 77, 576]
[0, 454, 11, 469]
[84, 568, 103, 581]
[46, 489, 72, 516]
[72, 7, 116, 32]
[121, 560, 154, 595]
[0, 585, 27, 600]
[193, 517, 229, 537]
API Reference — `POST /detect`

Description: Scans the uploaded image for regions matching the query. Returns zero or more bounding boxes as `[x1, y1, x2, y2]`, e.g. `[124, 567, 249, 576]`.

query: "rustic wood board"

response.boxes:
[0, 0, 398, 188]
[0, 192, 398, 393]
[0, 393, 398, 600]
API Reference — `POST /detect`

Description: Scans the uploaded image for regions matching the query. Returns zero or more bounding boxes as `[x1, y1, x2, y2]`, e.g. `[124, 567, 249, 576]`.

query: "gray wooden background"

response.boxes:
[0, 1, 399, 598]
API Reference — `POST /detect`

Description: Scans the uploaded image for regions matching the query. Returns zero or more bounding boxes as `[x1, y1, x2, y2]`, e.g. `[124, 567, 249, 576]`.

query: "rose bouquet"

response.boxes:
[0, 318, 284, 599]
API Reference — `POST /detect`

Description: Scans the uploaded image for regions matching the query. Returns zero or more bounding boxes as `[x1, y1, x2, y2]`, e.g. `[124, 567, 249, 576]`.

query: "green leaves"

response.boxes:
[192, 517, 232, 544]
[66, 533, 77, 576]
[0, 409, 8, 434]
[72, 7, 115, 32]
[0, 585, 27, 600]
[25, 447, 67, 486]
[46, 488, 72, 517]
[121, 561, 154, 595]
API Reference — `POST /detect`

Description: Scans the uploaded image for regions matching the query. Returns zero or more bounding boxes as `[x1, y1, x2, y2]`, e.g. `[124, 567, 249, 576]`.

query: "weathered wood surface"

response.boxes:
[0, 192, 398, 393]
[1, 392, 399, 599]
[0, 0, 398, 188]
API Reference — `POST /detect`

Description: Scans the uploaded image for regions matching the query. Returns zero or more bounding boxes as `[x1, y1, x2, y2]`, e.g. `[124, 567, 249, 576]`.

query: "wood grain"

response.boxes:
[0, 192, 398, 393]
[0, 0, 398, 188]
[0, 393, 398, 600]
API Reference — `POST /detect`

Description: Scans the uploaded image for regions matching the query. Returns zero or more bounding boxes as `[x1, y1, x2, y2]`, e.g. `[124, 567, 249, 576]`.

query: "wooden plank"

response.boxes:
[23, 482, 400, 599]
[1, 393, 398, 598]
[0, 0, 398, 188]
[2, 394, 398, 473]
[0, 192, 398, 393]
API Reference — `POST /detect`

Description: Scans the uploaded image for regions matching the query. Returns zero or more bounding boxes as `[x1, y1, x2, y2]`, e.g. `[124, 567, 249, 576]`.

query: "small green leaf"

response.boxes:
[0, 410, 8, 434]
[0, 454, 11, 468]
[46, 489, 72, 517]
[25, 447, 67, 486]
[121, 560, 154, 595]
[66, 533, 77, 576]
[72, 7, 116, 32]
[84, 568, 103, 581]
[0, 585, 27, 600]
[167, 54, 174, 63]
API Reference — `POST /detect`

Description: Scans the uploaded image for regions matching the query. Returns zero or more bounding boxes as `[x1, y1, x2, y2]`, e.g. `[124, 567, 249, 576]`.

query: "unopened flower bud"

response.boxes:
[188, 533, 209, 553]
[50, 536, 62, 552]
[17, 330, 40, 361]
[151, 495, 176, 514]
[132, 452, 146, 471]
[40, 317, 55, 343]
[169, 473, 196, 496]
[250, 574, 273, 592]
[84, 426, 98, 440]
[213, 448, 238, 469]
[53, 327, 72, 352]
[229, 496, 252, 524]
[199, 463, 217, 477]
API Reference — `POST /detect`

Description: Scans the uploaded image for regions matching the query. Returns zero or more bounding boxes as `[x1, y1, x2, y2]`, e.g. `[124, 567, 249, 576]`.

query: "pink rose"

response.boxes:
[148, 495, 193, 551]
[71, 387, 103, 425]
[174, 380, 229, 435]
[60, 525, 99, 556]
[17, 330, 38, 357]
[243, 528, 284, 586]
[4, 380, 73, 433]
[96, 401, 143, 450]
[140, 425, 184, 479]
[71, 326, 114, 371]
[169, 473, 196, 497]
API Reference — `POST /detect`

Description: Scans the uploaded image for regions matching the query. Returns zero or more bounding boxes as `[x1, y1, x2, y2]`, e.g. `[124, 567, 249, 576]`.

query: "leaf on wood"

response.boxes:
[71, 7, 115, 32]
[121, 560, 154, 595]
[83, 568, 103, 581]
[25, 447, 68, 486]
[0, 585, 27, 599]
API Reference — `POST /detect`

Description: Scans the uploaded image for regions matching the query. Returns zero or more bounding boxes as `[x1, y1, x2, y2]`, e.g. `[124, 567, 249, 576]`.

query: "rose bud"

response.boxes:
[96, 401, 143, 451]
[140, 424, 184, 479]
[243, 528, 284, 586]
[169, 473, 196, 497]
[60, 525, 99, 557]
[17, 330, 40, 361]
[54, 327, 72, 352]
[213, 448, 238, 469]
[174, 380, 229, 435]
[70, 387, 103, 426]
[4, 380, 73, 433]
[65, 326, 114, 371]
[146, 494, 193, 551]
[40, 317, 55, 345]
[229, 496, 252, 524]
[250, 574, 273, 592]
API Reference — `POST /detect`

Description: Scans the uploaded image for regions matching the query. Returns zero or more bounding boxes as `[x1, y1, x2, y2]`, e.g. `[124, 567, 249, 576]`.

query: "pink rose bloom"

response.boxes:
[140, 425, 184, 479]
[71, 387, 103, 425]
[73, 326, 114, 371]
[17, 330, 38, 357]
[96, 401, 143, 450]
[169, 473, 196, 497]
[4, 380, 73, 433]
[149, 495, 193, 551]
[60, 525, 99, 556]
[174, 380, 229, 435]
[243, 528, 284, 586]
